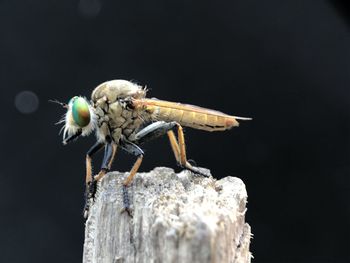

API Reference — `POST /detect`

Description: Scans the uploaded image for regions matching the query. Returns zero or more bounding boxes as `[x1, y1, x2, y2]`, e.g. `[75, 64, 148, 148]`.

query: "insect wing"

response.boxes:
[132, 98, 251, 131]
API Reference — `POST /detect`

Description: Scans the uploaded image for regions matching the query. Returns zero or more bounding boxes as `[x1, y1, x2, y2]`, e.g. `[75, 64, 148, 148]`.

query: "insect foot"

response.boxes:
[180, 163, 211, 178]
[120, 185, 133, 217]
[186, 166, 212, 178]
[83, 180, 98, 219]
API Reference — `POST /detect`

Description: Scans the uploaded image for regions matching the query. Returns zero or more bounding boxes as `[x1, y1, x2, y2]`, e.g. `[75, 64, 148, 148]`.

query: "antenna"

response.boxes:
[48, 99, 68, 109]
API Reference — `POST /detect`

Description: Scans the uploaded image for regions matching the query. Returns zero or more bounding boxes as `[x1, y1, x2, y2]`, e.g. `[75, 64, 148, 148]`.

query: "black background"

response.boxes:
[1, 0, 349, 262]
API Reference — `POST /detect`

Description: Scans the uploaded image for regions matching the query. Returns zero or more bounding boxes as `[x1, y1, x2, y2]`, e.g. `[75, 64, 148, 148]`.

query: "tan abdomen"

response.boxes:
[133, 98, 250, 132]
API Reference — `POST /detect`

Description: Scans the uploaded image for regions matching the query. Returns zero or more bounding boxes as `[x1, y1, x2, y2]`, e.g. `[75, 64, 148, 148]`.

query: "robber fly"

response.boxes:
[53, 79, 251, 218]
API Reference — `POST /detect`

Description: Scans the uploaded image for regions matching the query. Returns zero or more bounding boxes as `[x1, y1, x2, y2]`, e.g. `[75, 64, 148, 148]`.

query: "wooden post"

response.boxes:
[83, 167, 251, 263]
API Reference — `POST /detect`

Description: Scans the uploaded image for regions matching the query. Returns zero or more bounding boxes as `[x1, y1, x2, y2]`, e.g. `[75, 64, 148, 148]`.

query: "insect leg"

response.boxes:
[167, 124, 210, 177]
[167, 130, 181, 163]
[84, 141, 105, 219]
[94, 140, 117, 181]
[120, 140, 144, 216]
[133, 121, 177, 144]
[86, 141, 105, 183]
[133, 121, 208, 176]
[84, 138, 117, 219]
[63, 129, 82, 145]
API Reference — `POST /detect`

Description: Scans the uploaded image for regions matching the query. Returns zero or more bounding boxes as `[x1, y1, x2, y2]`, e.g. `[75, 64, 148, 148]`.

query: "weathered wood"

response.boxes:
[83, 167, 251, 263]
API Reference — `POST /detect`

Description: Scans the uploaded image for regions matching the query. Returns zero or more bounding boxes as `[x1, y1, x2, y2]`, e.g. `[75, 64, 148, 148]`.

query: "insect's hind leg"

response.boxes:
[133, 121, 178, 144]
[167, 123, 210, 177]
[133, 121, 208, 176]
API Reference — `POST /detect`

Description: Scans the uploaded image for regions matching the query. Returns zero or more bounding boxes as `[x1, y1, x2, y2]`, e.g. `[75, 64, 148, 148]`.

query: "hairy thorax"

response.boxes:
[91, 80, 148, 142]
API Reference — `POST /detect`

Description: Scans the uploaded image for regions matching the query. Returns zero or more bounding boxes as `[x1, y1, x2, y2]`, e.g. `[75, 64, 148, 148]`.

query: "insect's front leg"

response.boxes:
[94, 138, 117, 182]
[83, 141, 105, 218]
[84, 137, 117, 219]
[63, 129, 82, 145]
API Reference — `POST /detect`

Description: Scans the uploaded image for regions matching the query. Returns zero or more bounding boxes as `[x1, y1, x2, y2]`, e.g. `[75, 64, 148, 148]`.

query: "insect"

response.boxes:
[53, 79, 251, 218]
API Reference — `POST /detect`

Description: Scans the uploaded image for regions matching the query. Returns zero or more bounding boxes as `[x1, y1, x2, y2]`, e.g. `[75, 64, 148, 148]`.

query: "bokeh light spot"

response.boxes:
[78, 0, 101, 18]
[15, 91, 39, 114]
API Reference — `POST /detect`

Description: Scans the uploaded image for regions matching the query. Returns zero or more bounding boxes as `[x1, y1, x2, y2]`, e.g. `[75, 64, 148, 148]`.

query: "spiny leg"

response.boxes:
[84, 138, 117, 219]
[84, 141, 105, 218]
[167, 130, 181, 163]
[123, 156, 143, 186]
[86, 141, 105, 184]
[120, 140, 144, 216]
[134, 121, 177, 145]
[94, 142, 117, 181]
[63, 129, 82, 145]
[176, 125, 187, 165]
[133, 121, 207, 176]
[167, 124, 209, 177]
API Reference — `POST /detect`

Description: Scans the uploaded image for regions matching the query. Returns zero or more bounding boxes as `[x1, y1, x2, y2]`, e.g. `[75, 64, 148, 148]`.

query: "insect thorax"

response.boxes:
[91, 80, 149, 142]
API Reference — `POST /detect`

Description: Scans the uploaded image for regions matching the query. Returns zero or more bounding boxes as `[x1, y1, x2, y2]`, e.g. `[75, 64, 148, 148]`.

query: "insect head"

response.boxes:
[57, 96, 96, 145]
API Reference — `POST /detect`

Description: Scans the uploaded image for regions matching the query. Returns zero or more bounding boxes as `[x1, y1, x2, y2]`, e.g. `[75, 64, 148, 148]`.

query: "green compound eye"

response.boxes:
[72, 97, 91, 127]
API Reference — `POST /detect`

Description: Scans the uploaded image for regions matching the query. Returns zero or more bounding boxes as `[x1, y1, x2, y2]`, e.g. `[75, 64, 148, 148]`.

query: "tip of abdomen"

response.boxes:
[226, 116, 252, 129]
[225, 117, 239, 128]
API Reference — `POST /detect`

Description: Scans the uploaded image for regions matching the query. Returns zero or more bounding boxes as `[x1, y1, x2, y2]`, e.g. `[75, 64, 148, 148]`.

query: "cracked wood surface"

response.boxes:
[83, 167, 251, 263]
